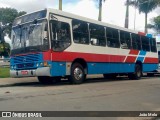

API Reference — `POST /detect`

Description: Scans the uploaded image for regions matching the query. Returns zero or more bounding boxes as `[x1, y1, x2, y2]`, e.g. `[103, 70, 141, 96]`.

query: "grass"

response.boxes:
[0, 67, 10, 78]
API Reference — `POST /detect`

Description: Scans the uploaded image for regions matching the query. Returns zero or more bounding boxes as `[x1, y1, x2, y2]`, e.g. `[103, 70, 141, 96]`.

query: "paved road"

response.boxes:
[0, 75, 160, 120]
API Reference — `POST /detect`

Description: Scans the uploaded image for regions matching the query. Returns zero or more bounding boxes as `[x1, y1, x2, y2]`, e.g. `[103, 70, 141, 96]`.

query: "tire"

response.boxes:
[69, 63, 86, 84]
[103, 73, 117, 79]
[128, 64, 142, 80]
[37, 76, 53, 84]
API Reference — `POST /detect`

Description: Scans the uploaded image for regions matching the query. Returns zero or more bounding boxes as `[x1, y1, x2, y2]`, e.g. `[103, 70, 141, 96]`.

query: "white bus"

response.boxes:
[10, 8, 158, 84]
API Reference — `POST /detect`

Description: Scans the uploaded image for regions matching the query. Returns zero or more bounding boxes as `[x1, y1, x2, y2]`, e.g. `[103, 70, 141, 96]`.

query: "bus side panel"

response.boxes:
[87, 63, 135, 74]
[50, 62, 66, 77]
[143, 64, 158, 72]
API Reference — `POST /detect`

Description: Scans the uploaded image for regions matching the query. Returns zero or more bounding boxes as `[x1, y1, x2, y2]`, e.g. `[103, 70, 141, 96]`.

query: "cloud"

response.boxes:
[63, 0, 98, 20]
[0, 3, 10, 8]
[0, 0, 159, 33]
[0, 0, 58, 12]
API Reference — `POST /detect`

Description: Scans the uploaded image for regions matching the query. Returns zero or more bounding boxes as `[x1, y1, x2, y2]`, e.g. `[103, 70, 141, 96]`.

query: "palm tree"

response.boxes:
[128, 0, 160, 33]
[98, 0, 106, 21]
[125, 0, 130, 28]
[147, 15, 160, 34]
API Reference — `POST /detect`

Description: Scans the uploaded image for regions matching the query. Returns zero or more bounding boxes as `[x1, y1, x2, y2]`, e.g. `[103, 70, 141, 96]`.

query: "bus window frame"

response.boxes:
[106, 27, 120, 48]
[49, 20, 71, 52]
[72, 19, 90, 45]
[89, 23, 106, 47]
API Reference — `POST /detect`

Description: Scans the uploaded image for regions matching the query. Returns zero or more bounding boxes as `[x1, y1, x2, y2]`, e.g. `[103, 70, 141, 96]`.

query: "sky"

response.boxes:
[0, 0, 160, 44]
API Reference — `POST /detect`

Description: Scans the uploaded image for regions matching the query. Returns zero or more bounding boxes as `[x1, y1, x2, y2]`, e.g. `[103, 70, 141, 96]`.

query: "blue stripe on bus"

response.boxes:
[49, 62, 157, 76]
[136, 57, 144, 62]
[87, 62, 157, 75]
[87, 63, 135, 74]
[50, 62, 66, 76]
[139, 51, 146, 56]
[143, 64, 158, 72]
[136, 51, 146, 63]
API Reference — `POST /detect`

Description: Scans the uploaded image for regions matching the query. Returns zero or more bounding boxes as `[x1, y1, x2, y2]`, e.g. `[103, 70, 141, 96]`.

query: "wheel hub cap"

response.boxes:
[74, 68, 83, 80]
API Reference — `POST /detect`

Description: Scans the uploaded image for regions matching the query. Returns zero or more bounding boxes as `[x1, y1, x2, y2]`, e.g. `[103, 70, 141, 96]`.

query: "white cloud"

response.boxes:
[63, 0, 98, 20]
[0, 3, 10, 8]
[0, 0, 159, 34]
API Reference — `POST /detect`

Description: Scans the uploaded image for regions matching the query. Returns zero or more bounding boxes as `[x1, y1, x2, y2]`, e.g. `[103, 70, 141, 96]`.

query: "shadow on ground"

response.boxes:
[0, 74, 160, 88]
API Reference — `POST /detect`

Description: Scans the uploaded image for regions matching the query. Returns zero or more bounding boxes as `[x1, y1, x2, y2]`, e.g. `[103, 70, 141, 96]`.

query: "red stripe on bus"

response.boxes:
[129, 49, 139, 55]
[43, 50, 52, 61]
[43, 51, 126, 63]
[138, 32, 146, 36]
[144, 57, 159, 63]
[125, 56, 137, 63]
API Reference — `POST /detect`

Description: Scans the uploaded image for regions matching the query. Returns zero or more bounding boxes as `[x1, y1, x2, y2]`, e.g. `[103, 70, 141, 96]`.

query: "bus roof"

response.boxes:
[14, 8, 142, 34]
[47, 8, 138, 34]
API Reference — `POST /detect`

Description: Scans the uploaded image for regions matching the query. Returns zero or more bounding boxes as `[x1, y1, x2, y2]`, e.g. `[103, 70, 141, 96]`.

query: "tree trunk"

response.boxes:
[124, 0, 129, 28]
[59, 0, 62, 10]
[145, 12, 148, 33]
[98, 0, 102, 21]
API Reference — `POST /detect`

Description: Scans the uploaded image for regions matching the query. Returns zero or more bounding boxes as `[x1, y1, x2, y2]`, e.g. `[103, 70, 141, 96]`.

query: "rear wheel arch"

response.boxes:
[71, 58, 88, 74]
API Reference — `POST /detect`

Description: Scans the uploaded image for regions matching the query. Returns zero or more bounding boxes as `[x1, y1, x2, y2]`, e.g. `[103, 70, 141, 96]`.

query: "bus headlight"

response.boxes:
[36, 63, 39, 67]
[38, 62, 48, 67]
[40, 62, 43, 67]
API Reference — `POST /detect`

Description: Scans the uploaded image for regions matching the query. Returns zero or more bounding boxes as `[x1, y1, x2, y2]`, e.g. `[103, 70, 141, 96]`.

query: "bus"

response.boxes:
[10, 8, 159, 84]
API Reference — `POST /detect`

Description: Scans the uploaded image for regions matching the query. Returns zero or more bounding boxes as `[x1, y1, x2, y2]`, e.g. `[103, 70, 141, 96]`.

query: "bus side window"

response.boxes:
[89, 23, 106, 46]
[120, 31, 131, 49]
[50, 20, 71, 51]
[72, 19, 89, 44]
[131, 34, 141, 50]
[141, 36, 150, 51]
[106, 27, 120, 48]
[150, 38, 157, 52]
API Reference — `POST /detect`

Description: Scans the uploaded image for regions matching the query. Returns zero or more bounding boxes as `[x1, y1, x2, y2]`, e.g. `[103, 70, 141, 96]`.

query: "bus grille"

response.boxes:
[13, 53, 41, 63]
[11, 53, 42, 70]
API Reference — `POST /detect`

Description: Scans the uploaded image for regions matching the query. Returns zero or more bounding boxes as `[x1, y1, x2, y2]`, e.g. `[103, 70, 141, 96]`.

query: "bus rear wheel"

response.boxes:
[37, 76, 53, 84]
[69, 63, 86, 84]
[128, 64, 142, 80]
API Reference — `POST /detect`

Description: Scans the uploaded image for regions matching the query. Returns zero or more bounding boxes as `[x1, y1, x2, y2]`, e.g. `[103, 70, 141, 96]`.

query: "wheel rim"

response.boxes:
[74, 67, 83, 80]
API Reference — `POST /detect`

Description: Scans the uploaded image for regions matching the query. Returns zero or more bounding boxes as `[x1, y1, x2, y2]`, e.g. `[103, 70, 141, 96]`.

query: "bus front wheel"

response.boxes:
[69, 63, 86, 84]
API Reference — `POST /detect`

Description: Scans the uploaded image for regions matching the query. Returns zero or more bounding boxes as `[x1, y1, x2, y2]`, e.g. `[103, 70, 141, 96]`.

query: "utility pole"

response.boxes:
[59, 0, 62, 10]
[124, 0, 129, 28]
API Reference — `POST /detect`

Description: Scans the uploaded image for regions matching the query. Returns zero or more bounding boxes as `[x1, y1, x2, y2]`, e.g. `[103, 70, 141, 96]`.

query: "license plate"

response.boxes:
[21, 71, 28, 75]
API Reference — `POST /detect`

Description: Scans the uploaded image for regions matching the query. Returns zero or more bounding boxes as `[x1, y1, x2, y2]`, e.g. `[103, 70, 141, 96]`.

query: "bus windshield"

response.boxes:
[11, 20, 49, 55]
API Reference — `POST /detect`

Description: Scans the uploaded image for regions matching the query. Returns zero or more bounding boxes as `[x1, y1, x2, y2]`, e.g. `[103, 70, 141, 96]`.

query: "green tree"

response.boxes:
[0, 8, 26, 39]
[147, 15, 160, 33]
[128, 0, 160, 33]
[98, 0, 106, 21]
[0, 8, 26, 56]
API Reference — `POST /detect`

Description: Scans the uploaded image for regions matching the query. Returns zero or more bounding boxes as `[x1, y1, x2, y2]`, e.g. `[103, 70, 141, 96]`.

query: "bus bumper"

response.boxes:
[10, 67, 51, 77]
